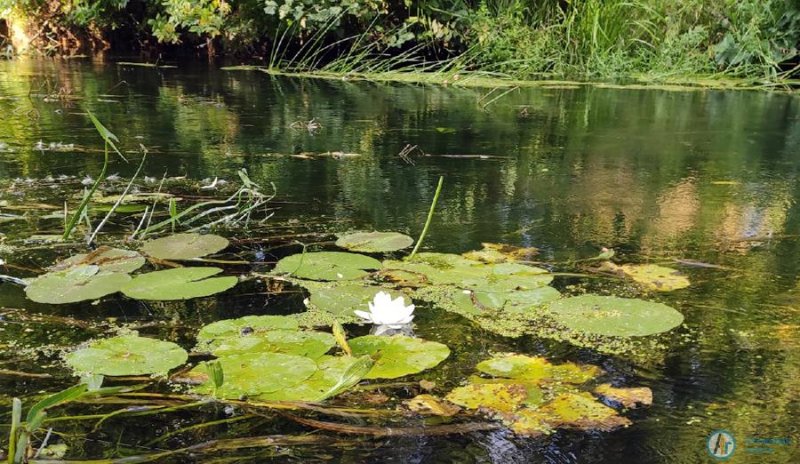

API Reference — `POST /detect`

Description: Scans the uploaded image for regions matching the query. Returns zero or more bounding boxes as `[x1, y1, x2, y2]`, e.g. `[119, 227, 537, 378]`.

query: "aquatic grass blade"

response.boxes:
[62, 145, 108, 240]
[26, 384, 88, 424]
[408, 176, 444, 260]
[86, 109, 126, 162]
[315, 356, 374, 402]
[8, 398, 21, 464]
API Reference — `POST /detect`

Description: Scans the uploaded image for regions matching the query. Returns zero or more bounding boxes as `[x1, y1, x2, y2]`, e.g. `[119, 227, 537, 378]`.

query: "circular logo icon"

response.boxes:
[707, 430, 736, 459]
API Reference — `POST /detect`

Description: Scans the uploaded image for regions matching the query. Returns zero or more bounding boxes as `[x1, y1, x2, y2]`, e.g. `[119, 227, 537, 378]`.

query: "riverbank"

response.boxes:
[216, 65, 799, 93]
[2, 1, 798, 88]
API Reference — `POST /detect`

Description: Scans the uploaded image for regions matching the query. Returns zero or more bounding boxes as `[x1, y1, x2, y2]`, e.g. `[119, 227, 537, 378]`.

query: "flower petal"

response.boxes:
[354, 310, 373, 322]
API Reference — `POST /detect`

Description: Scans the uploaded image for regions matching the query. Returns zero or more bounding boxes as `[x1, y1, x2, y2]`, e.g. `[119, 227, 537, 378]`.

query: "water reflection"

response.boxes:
[0, 58, 799, 462]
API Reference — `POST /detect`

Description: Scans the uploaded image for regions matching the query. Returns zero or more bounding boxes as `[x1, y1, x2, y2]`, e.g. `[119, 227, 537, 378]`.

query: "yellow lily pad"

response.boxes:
[463, 243, 539, 263]
[594, 383, 653, 408]
[405, 394, 461, 416]
[539, 392, 632, 431]
[445, 383, 528, 412]
[476, 354, 602, 384]
[617, 263, 690, 292]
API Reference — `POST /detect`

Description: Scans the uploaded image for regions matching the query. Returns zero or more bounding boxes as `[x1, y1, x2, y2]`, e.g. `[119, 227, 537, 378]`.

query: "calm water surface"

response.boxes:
[0, 59, 798, 463]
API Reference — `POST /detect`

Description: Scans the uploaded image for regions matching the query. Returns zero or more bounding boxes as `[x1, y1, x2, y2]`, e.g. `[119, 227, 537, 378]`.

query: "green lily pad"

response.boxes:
[52, 247, 145, 274]
[259, 355, 374, 402]
[476, 354, 601, 384]
[197, 315, 300, 343]
[121, 267, 238, 300]
[336, 231, 414, 253]
[274, 251, 381, 281]
[192, 352, 317, 398]
[384, 253, 551, 291]
[307, 283, 411, 318]
[548, 295, 684, 337]
[66, 335, 188, 376]
[445, 383, 528, 412]
[26, 265, 131, 304]
[349, 335, 450, 379]
[206, 329, 335, 359]
[452, 287, 561, 315]
[140, 233, 229, 260]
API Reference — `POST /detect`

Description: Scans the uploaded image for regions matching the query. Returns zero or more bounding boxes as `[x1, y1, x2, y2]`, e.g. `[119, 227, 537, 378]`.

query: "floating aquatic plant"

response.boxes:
[349, 334, 450, 379]
[120, 267, 238, 300]
[25, 265, 131, 304]
[192, 352, 318, 398]
[383, 252, 553, 290]
[462, 243, 539, 263]
[51, 247, 145, 274]
[206, 329, 335, 359]
[259, 355, 375, 402]
[66, 335, 188, 376]
[593, 383, 654, 408]
[354, 291, 415, 335]
[304, 282, 410, 322]
[476, 353, 602, 384]
[273, 251, 381, 281]
[548, 295, 684, 337]
[140, 233, 229, 260]
[336, 231, 414, 253]
[196, 315, 301, 342]
[437, 354, 644, 437]
[446, 383, 529, 412]
[602, 262, 691, 292]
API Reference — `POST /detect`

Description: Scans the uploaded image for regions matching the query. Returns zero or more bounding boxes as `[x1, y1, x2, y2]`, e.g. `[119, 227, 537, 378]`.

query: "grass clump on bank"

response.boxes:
[1, 1, 798, 85]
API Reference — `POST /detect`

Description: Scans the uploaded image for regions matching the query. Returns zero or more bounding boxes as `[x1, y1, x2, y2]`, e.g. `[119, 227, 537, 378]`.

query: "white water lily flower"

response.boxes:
[355, 291, 415, 329]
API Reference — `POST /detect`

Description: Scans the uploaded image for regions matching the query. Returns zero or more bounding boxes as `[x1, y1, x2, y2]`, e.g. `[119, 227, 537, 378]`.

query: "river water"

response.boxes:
[0, 59, 798, 463]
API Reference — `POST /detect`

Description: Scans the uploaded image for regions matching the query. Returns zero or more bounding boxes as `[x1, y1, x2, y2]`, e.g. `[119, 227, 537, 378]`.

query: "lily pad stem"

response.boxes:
[408, 176, 444, 261]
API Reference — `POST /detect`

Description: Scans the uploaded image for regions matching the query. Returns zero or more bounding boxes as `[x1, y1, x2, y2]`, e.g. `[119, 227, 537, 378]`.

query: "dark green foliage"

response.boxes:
[1, 1, 797, 81]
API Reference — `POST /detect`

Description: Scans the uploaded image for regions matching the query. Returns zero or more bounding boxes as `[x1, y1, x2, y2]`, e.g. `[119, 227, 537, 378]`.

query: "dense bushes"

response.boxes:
[1, 0, 798, 81]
